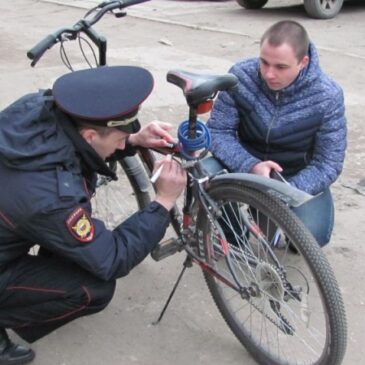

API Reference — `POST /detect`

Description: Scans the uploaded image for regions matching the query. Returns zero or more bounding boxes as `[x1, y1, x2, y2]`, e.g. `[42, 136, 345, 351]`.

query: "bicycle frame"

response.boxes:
[136, 141, 313, 299]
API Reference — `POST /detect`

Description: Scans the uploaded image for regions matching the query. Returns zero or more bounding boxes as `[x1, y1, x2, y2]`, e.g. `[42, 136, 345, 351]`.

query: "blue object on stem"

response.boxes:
[177, 120, 211, 160]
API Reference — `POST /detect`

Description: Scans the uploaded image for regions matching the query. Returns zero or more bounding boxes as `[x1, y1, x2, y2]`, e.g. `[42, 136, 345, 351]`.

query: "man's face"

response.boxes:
[259, 40, 309, 91]
[82, 128, 129, 160]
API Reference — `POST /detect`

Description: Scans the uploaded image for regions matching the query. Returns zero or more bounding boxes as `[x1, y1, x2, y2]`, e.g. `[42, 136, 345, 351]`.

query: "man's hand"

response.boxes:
[128, 121, 176, 149]
[153, 155, 187, 211]
[250, 160, 282, 178]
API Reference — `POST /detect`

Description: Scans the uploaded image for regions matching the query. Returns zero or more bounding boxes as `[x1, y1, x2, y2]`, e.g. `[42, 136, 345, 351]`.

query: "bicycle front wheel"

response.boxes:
[197, 183, 346, 365]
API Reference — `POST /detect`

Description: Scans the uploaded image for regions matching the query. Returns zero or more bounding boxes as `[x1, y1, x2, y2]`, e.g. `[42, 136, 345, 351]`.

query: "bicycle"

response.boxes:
[27, 1, 347, 364]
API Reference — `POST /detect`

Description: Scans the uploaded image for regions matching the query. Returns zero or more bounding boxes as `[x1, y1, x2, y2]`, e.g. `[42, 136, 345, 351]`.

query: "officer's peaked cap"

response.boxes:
[52, 66, 154, 133]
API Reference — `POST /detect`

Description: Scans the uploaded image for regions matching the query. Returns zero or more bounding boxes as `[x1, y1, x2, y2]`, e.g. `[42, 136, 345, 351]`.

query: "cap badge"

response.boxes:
[107, 116, 138, 127]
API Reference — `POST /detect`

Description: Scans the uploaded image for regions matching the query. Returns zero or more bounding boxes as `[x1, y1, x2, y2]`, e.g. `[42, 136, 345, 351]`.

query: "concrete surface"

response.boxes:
[1, 0, 365, 364]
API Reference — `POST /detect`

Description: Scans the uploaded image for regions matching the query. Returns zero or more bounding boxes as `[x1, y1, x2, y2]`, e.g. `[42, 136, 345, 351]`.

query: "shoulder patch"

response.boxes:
[65, 207, 94, 243]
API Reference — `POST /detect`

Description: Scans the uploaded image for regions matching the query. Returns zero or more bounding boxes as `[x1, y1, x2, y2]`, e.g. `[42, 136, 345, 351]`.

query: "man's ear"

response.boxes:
[79, 128, 97, 144]
[299, 55, 309, 70]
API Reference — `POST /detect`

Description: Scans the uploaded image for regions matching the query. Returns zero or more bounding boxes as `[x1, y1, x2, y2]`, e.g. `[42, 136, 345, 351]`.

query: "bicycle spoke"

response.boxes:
[93, 159, 152, 229]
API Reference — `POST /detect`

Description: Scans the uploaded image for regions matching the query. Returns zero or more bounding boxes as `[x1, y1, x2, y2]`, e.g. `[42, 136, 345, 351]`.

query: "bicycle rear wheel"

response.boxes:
[197, 183, 347, 365]
[92, 155, 151, 229]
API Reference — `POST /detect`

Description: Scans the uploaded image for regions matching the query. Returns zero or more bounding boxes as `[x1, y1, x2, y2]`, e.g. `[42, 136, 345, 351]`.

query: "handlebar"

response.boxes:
[27, 34, 59, 65]
[27, 0, 150, 66]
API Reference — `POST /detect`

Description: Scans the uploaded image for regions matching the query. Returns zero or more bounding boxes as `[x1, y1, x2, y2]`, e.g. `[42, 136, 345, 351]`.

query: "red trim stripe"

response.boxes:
[44, 286, 91, 323]
[0, 210, 16, 229]
[7, 286, 92, 328]
[6, 286, 66, 294]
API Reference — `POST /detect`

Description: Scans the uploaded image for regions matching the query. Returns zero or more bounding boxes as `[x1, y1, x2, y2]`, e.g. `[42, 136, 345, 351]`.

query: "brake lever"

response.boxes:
[60, 32, 78, 42]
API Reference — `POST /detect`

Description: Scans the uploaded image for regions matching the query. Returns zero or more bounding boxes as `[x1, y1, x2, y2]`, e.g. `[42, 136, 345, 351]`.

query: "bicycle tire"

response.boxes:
[92, 155, 151, 229]
[197, 183, 347, 365]
[118, 155, 152, 209]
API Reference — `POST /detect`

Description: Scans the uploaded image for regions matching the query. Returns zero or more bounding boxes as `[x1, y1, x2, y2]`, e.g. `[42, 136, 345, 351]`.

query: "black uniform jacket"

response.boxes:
[0, 91, 170, 288]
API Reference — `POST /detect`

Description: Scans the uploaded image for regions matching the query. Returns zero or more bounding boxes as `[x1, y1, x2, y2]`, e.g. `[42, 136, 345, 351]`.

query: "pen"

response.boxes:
[150, 154, 173, 183]
[150, 164, 164, 183]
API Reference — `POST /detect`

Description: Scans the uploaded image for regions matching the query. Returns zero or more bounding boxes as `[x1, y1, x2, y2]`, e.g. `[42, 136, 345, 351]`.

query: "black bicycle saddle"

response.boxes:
[167, 69, 238, 107]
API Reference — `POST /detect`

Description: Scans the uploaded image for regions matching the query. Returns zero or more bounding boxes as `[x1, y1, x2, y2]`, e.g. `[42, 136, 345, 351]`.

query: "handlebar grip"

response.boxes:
[27, 34, 58, 63]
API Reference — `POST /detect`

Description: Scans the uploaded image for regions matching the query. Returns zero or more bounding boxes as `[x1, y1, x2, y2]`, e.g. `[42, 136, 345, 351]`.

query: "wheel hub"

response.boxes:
[255, 262, 285, 301]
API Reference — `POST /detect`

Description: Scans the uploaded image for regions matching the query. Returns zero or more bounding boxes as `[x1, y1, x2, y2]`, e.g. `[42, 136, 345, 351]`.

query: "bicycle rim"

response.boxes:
[92, 156, 151, 229]
[198, 183, 347, 365]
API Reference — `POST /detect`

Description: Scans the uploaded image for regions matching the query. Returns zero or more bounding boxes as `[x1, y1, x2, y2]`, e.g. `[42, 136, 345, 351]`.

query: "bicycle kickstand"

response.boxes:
[152, 255, 193, 325]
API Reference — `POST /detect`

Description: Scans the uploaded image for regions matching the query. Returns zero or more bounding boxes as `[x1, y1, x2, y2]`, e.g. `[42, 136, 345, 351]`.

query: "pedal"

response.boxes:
[151, 238, 182, 261]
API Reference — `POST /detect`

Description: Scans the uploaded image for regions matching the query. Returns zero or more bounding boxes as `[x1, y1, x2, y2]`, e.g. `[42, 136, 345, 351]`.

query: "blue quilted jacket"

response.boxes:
[207, 44, 347, 195]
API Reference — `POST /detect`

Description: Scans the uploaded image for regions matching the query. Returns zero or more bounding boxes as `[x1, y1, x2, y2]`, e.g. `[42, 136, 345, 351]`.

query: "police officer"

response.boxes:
[0, 66, 187, 364]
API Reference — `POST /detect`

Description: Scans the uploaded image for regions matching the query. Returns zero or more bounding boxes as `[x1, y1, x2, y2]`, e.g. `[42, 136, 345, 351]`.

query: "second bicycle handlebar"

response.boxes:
[27, 0, 149, 66]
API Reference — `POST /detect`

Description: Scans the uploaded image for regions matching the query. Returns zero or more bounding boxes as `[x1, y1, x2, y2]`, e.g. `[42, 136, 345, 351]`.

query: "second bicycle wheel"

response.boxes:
[92, 155, 151, 229]
[197, 183, 346, 365]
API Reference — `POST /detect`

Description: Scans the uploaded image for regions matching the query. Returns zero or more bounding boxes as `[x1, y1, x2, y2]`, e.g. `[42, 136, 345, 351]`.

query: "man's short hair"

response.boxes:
[260, 20, 310, 61]
[73, 119, 114, 137]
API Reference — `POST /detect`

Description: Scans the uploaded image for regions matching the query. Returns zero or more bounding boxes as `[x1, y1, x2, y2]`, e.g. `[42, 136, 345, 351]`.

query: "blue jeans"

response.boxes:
[200, 157, 334, 247]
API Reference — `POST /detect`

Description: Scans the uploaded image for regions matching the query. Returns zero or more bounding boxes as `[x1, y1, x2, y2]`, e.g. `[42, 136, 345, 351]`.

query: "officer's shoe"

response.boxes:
[0, 329, 35, 365]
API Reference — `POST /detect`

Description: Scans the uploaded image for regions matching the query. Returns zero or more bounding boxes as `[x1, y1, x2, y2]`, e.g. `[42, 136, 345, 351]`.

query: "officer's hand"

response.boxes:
[128, 121, 176, 149]
[250, 161, 282, 178]
[153, 155, 187, 211]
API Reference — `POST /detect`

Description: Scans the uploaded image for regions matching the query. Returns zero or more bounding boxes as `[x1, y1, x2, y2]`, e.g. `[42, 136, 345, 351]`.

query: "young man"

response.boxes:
[207, 20, 347, 247]
[0, 66, 186, 364]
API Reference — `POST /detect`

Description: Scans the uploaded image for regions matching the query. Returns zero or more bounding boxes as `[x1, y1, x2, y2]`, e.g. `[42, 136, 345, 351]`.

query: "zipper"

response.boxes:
[264, 92, 280, 159]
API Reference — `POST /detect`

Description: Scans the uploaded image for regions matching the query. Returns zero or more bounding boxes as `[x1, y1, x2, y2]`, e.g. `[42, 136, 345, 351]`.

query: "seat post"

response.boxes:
[188, 106, 197, 139]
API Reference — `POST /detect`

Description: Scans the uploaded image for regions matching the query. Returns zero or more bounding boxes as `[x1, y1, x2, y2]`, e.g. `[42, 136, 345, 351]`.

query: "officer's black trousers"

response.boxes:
[0, 254, 116, 343]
